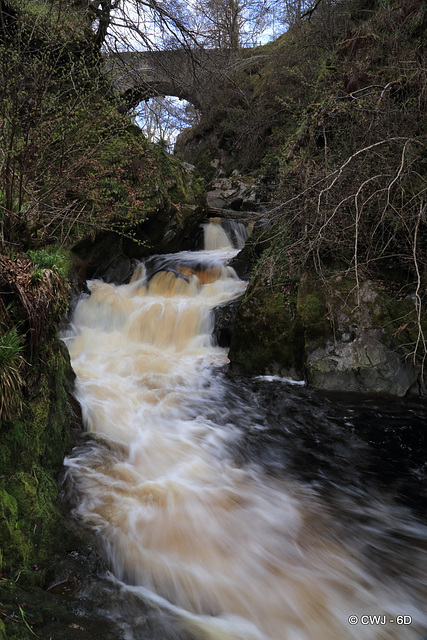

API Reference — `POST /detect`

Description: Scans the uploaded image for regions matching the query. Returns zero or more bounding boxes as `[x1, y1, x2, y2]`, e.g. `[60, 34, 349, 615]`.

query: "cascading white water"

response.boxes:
[63, 223, 427, 640]
[203, 218, 235, 250]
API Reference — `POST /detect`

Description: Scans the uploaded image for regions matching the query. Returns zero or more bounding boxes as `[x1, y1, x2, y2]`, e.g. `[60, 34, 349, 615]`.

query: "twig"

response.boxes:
[410, 202, 427, 378]
[301, 0, 324, 20]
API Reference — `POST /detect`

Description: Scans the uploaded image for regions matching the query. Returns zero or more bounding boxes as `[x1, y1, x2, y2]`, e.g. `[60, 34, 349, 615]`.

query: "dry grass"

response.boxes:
[0, 254, 69, 362]
[0, 327, 24, 423]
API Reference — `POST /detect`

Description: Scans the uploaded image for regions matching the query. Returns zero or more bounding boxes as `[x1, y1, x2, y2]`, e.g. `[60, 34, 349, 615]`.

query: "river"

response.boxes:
[61, 221, 427, 640]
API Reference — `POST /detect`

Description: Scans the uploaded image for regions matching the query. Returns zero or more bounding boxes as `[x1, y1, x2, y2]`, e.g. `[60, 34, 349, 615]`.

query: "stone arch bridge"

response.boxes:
[105, 49, 261, 110]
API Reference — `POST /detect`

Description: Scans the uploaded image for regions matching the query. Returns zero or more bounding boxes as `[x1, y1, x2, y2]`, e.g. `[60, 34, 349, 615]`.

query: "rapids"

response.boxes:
[62, 222, 427, 640]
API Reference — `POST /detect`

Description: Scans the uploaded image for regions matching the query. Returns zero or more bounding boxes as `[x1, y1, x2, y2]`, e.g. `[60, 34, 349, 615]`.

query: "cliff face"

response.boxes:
[177, 0, 427, 395]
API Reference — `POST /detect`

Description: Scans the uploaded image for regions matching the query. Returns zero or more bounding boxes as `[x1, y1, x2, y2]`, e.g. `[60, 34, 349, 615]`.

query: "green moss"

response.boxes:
[0, 485, 32, 572]
[229, 287, 304, 375]
[0, 332, 73, 585]
[0, 467, 64, 578]
[8, 0, 92, 45]
[32, 394, 50, 435]
[373, 289, 427, 360]
[0, 468, 67, 584]
[296, 281, 330, 346]
[1, 341, 72, 472]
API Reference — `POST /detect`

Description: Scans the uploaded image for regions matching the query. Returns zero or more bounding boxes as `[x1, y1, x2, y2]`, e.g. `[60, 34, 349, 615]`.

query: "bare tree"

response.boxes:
[99, 0, 275, 55]
[270, 0, 341, 31]
[134, 96, 199, 149]
[100, 0, 198, 53]
[190, 0, 270, 52]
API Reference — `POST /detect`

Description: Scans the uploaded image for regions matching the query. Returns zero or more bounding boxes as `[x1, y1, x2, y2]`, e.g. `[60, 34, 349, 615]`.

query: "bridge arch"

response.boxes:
[105, 49, 231, 110]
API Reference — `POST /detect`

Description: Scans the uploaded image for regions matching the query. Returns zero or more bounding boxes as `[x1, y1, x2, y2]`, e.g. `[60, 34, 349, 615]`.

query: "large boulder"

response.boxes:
[306, 335, 418, 396]
[304, 280, 419, 396]
[229, 268, 423, 397]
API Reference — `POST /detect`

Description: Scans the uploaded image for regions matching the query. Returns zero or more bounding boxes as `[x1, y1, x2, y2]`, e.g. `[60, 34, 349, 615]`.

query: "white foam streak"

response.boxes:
[255, 375, 306, 386]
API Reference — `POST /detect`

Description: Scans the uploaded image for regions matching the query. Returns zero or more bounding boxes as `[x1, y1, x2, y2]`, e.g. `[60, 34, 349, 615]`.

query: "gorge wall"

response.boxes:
[176, 0, 427, 396]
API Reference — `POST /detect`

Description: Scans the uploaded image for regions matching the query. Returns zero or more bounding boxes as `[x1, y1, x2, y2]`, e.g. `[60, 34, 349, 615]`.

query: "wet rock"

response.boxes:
[228, 221, 272, 280]
[306, 333, 418, 396]
[304, 279, 420, 396]
[138, 202, 204, 255]
[213, 300, 242, 348]
[206, 172, 266, 213]
[0, 544, 122, 640]
[70, 232, 133, 284]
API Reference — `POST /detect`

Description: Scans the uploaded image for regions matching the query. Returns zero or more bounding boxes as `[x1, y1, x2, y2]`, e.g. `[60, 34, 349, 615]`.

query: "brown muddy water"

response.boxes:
[61, 222, 427, 640]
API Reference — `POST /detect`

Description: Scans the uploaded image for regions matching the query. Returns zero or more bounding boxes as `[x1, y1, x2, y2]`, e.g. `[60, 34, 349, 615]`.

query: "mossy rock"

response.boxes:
[303, 278, 423, 395]
[229, 286, 304, 376]
[296, 275, 331, 347]
[229, 265, 424, 395]
[0, 335, 75, 583]
[1, 341, 73, 474]
[0, 470, 63, 583]
[229, 234, 311, 377]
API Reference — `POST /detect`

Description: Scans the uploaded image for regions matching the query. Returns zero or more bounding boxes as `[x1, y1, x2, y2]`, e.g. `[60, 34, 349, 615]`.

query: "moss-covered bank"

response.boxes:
[0, 338, 73, 582]
[0, 249, 86, 636]
[229, 231, 304, 376]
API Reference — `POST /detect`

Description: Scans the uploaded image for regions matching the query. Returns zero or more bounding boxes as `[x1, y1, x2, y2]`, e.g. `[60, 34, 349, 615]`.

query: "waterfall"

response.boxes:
[204, 217, 252, 251]
[203, 217, 234, 250]
[62, 223, 427, 640]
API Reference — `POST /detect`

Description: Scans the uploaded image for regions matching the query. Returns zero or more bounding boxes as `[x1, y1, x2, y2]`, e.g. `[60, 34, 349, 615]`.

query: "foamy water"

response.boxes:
[63, 223, 427, 640]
